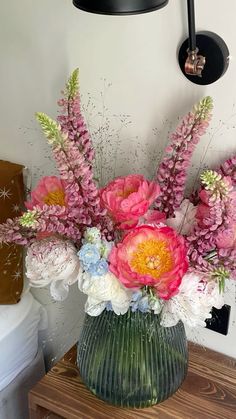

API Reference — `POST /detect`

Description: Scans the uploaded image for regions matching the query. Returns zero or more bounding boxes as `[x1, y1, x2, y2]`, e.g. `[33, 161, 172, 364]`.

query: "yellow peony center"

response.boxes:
[117, 187, 137, 199]
[43, 189, 66, 206]
[130, 239, 173, 279]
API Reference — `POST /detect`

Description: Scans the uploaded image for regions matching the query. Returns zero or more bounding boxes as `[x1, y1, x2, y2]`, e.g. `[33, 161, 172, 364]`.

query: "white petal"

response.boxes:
[85, 297, 106, 316]
[50, 279, 69, 301]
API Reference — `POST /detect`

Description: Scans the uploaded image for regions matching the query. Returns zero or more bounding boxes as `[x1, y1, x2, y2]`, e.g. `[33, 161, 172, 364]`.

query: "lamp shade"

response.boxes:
[73, 0, 169, 15]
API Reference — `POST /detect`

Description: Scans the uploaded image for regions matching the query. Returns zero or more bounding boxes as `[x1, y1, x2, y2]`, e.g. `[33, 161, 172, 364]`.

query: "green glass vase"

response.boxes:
[77, 309, 188, 408]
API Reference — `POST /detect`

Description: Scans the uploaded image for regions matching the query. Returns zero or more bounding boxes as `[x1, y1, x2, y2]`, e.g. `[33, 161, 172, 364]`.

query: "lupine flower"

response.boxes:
[101, 174, 161, 229]
[0, 217, 35, 245]
[36, 113, 109, 235]
[20, 205, 83, 242]
[109, 225, 188, 299]
[219, 155, 236, 187]
[57, 68, 95, 164]
[187, 171, 236, 280]
[155, 97, 213, 218]
[216, 227, 236, 249]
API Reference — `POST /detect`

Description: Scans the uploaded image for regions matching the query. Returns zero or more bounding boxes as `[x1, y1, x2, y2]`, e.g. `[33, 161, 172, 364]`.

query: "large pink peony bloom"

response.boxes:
[109, 225, 188, 300]
[100, 174, 162, 229]
[26, 176, 67, 210]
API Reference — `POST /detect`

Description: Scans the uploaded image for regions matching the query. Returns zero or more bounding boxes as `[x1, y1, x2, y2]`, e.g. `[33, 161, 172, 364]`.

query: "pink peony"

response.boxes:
[109, 225, 188, 300]
[100, 175, 161, 229]
[26, 176, 67, 210]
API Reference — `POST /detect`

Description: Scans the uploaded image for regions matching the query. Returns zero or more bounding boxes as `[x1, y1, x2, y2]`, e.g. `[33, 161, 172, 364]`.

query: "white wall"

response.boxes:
[1, 0, 236, 363]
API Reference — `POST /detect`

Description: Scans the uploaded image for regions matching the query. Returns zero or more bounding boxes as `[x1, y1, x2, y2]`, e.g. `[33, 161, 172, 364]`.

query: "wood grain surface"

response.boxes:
[29, 342, 236, 419]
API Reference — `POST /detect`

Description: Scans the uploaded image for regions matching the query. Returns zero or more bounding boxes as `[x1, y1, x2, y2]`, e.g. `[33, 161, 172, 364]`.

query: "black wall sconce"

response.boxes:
[72, 0, 169, 15]
[178, 0, 229, 85]
[73, 0, 229, 85]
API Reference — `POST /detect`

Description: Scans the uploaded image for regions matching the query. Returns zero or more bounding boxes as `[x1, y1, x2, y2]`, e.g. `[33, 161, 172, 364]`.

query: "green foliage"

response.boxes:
[212, 267, 230, 293]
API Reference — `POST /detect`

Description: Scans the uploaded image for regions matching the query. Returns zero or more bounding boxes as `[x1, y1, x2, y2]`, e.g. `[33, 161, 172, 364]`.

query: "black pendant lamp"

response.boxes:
[73, 0, 169, 15]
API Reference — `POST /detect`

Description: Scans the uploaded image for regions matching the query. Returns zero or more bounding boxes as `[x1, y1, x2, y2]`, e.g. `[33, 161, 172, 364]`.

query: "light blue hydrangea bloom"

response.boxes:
[130, 291, 150, 313]
[106, 301, 113, 311]
[78, 243, 100, 267]
[100, 240, 114, 259]
[88, 258, 109, 277]
[138, 296, 150, 313]
[131, 290, 143, 302]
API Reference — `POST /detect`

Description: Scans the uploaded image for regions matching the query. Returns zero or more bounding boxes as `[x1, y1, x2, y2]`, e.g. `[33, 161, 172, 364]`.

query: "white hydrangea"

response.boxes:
[83, 227, 102, 245]
[78, 270, 132, 316]
[160, 273, 225, 328]
[26, 237, 80, 301]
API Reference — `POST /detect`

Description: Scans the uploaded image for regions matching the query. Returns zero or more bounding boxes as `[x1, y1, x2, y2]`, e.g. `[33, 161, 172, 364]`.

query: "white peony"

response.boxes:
[160, 273, 225, 328]
[166, 199, 197, 235]
[78, 270, 132, 316]
[26, 237, 80, 301]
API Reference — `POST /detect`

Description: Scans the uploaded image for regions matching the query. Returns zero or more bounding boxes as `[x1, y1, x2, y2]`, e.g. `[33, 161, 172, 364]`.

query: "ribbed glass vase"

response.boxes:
[77, 309, 188, 408]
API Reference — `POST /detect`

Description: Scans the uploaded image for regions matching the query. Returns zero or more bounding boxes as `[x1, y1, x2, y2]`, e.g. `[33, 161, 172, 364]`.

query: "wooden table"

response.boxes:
[29, 343, 236, 419]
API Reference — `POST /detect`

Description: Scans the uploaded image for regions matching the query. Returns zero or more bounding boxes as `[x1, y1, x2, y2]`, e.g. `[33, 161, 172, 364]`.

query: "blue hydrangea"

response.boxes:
[130, 291, 150, 313]
[78, 243, 100, 268]
[131, 290, 143, 302]
[138, 296, 150, 313]
[88, 258, 109, 277]
[100, 240, 114, 259]
[106, 301, 113, 312]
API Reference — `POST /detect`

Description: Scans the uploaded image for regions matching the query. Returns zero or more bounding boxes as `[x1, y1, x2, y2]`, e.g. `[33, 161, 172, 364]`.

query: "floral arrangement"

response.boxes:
[1, 69, 236, 329]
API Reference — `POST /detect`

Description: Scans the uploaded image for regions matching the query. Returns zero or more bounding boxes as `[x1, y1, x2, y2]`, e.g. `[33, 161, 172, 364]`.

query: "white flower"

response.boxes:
[166, 199, 197, 235]
[85, 297, 106, 316]
[26, 237, 80, 301]
[83, 227, 101, 245]
[149, 296, 163, 314]
[160, 273, 225, 328]
[78, 270, 132, 316]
